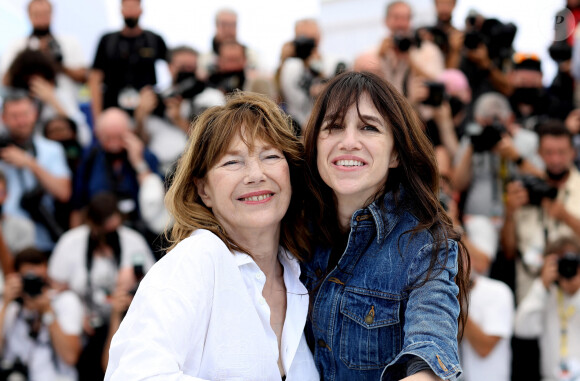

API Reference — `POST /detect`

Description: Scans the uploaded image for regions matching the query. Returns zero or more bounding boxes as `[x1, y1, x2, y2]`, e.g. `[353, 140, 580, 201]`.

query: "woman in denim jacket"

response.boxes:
[301, 71, 469, 381]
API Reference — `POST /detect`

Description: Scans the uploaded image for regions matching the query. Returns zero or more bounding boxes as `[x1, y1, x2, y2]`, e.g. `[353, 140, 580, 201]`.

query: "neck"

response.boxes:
[122, 26, 142, 37]
[230, 227, 282, 278]
[336, 195, 365, 232]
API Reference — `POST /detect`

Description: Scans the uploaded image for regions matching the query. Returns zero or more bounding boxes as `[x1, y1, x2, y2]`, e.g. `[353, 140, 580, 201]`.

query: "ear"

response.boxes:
[194, 178, 213, 208]
[388, 152, 399, 168]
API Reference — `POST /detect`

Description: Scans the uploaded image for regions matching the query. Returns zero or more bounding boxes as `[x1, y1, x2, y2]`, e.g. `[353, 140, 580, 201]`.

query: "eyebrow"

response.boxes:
[359, 114, 384, 125]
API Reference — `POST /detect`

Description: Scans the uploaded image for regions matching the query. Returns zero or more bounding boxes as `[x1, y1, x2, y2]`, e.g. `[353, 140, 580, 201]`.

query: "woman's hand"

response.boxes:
[400, 369, 443, 381]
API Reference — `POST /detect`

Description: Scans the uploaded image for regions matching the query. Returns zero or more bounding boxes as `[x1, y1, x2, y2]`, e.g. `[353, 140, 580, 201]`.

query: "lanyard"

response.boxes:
[558, 288, 576, 360]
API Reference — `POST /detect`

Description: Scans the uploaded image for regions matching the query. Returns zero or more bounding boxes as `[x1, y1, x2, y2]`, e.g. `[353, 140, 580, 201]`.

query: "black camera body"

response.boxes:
[464, 17, 517, 61]
[22, 273, 45, 297]
[558, 253, 580, 279]
[469, 120, 506, 152]
[520, 175, 558, 206]
[293, 36, 316, 60]
[422, 81, 446, 107]
[0, 135, 13, 149]
[393, 34, 415, 53]
[549, 40, 572, 63]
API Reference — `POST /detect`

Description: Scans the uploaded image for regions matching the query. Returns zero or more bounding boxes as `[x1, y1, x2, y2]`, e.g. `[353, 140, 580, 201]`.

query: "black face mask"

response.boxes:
[105, 150, 128, 163]
[448, 96, 465, 118]
[32, 27, 50, 37]
[210, 70, 245, 94]
[59, 139, 82, 160]
[124, 17, 139, 29]
[511, 87, 543, 105]
[547, 168, 570, 181]
[174, 71, 206, 99]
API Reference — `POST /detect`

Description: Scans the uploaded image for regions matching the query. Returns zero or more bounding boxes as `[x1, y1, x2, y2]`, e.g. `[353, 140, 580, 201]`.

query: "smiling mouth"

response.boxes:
[335, 159, 365, 167]
[239, 193, 274, 202]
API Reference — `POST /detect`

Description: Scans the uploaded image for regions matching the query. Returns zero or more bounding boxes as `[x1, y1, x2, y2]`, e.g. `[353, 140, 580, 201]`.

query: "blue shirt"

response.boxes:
[301, 188, 462, 381]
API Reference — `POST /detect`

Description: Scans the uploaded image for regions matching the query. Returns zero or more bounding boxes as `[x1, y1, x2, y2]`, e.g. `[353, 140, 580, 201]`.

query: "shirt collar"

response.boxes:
[350, 185, 404, 244]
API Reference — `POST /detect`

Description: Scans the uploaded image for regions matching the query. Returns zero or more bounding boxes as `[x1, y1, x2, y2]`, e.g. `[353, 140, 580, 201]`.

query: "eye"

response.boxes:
[361, 124, 380, 132]
[222, 159, 240, 167]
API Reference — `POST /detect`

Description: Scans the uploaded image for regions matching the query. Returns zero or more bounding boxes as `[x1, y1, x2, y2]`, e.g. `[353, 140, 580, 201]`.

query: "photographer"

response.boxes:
[502, 121, 580, 303]
[0, 248, 83, 381]
[0, 0, 88, 102]
[459, 12, 515, 98]
[207, 41, 249, 95]
[133, 46, 224, 174]
[49, 192, 155, 381]
[87, 0, 167, 120]
[0, 93, 71, 252]
[514, 236, 580, 381]
[278, 18, 331, 132]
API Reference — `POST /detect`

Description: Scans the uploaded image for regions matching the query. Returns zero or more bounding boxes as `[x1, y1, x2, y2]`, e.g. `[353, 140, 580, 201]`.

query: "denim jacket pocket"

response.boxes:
[339, 289, 402, 370]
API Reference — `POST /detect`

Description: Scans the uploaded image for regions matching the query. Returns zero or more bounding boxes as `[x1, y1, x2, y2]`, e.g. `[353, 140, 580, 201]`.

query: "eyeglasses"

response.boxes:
[512, 52, 540, 64]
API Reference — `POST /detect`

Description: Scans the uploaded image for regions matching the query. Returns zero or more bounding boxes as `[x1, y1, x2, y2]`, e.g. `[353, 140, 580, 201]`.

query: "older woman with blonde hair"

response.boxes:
[105, 92, 318, 380]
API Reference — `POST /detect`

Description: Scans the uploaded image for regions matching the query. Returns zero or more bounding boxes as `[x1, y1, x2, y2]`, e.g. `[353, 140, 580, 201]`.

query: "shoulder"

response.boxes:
[118, 225, 149, 244]
[52, 289, 83, 309]
[57, 225, 90, 243]
[33, 135, 64, 153]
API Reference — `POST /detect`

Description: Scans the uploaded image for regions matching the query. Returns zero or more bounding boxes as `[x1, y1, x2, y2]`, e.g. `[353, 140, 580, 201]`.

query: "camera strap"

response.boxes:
[557, 288, 576, 362]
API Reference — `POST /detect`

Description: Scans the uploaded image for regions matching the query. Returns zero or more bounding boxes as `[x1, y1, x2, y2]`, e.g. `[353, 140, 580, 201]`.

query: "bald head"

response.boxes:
[95, 108, 131, 154]
[353, 51, 382, 75]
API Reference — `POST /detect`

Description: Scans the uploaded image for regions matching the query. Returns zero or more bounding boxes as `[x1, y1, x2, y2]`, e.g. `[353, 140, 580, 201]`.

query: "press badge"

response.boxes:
[118, 87, 140, 110]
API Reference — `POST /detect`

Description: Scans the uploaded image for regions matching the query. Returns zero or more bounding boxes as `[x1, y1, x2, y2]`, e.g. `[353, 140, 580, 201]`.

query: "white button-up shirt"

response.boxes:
[105, 229, 318, 381]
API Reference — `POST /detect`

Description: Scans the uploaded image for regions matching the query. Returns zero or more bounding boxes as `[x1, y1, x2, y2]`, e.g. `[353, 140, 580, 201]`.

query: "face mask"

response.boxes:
[32, 27, 50, 37]
[124, 17, 139, 29]
[59, 139, 82, 160]
[546, 168, 570, 181]
[448, 96, 465, 118]
[511, 87, 542, 105]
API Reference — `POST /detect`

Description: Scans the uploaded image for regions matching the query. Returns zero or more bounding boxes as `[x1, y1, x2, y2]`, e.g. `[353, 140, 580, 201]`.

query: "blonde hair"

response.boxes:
[164, 92, 309, 260]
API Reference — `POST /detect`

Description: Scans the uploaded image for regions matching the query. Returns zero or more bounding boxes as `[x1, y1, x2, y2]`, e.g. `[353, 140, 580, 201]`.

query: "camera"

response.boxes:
[47, 38, 63, 64]
[293, 36, 316, 60]
[160, 71, 206, 100]
[0, 135, 13, 149]
[468, 120, 506, 152]
[463, 17, 517, 61]
[520, 175, 558, 206]
[558, 253, 580, 279]
[22, 273, 45, 297]
[549, 40, 572, 63]
[422, 81, 446, 107]
[393, 34, 416, 53]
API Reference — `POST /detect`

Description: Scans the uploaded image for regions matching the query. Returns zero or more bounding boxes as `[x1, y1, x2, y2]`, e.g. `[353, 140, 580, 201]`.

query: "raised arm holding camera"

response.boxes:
[502, 121, 580, 303]
[514, 237, 580, 381]
[0, 248, 83, 381]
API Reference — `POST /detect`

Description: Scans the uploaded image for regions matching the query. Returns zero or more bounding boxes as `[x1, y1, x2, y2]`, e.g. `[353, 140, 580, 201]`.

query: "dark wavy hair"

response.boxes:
[165, 91, 310, 261]
[302, 71, 469, 335]
[6, 49, 57, 90]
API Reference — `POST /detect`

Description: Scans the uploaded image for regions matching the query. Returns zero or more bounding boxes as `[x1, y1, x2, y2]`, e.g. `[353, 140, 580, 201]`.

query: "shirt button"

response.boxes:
[317, 339, 326, 348]
[256, 273, 263, 280]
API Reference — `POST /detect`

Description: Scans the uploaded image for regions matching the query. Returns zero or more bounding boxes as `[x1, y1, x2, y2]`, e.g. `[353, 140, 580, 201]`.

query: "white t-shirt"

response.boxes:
[48, 225, 155, 319]
[1, 290, 83, 381]
[460, 276, 514, 381]
[105, 229, 319, 381]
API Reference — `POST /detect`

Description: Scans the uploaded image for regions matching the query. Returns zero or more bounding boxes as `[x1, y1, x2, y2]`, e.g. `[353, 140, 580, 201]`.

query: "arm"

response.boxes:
[62, 66, 88, 83]
[0, 226, 14, 276]
[514, 278, 551, 338]
[88, 69, 104, 121]
[0, 274, 22, 355]
[0, 146, 71, 202]
[500, 181, 528, 260]
[542, 198, 580, 237]
[44, 305, 82, 365]
[382, 241, 461, 380]
[466, 44, 512, 96]
[451, 142, 473, 192]
[463, 317, 502, 357]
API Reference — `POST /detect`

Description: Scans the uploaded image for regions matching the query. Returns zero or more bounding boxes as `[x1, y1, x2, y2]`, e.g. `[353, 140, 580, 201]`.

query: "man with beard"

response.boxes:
[70, 108, 159, 234]
[0, 0, 87, 100]
[502, 121, 580, 303]
[0, 93, 71, 252]
[88, 0, 167, 120]
[509, 54, 570, 131]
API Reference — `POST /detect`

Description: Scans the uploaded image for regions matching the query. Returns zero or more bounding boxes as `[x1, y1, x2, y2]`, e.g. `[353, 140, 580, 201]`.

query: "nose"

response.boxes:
[338, 126, 362, 151]
[244, 157, 267, 184]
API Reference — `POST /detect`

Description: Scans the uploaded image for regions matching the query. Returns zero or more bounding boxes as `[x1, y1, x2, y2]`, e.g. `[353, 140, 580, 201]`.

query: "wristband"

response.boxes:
[42, 311, 56, 326]
[134, 161, 149, 174]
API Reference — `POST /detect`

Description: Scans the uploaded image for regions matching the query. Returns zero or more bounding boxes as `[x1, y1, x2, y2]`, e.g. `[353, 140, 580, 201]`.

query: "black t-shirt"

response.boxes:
[92, 30, 167, 110]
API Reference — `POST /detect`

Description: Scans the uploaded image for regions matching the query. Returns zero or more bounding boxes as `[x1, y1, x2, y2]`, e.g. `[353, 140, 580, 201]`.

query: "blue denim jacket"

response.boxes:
[301, 189, 462, 381]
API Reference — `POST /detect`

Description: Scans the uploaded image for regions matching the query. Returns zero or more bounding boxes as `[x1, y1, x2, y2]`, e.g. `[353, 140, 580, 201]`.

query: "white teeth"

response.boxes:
[240, 193, 273, 202]
[335, 160, 364, 167]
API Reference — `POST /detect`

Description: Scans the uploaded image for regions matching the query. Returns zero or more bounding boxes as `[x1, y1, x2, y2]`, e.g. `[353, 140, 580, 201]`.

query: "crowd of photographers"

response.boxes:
[0, 0, 580, 380]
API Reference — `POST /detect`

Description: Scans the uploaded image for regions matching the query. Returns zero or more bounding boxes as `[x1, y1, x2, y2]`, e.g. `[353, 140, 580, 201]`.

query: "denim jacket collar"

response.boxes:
[349, 186, 405, 244]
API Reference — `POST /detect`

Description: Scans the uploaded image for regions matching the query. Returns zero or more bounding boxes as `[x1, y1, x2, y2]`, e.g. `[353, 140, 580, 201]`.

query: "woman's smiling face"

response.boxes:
[316, 93, 398, 207]
[196, 132, 292, 238]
